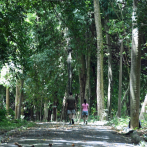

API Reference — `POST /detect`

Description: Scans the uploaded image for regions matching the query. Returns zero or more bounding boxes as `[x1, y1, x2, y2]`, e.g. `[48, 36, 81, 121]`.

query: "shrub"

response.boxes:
[0, 108, 6, 121]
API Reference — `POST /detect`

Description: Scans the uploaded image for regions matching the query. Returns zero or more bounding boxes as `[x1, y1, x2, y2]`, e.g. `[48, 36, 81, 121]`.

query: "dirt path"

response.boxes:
[0, 121, 137, 147]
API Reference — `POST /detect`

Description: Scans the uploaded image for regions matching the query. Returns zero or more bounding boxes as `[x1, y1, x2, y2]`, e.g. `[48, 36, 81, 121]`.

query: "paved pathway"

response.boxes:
[0, 121, 137, 147]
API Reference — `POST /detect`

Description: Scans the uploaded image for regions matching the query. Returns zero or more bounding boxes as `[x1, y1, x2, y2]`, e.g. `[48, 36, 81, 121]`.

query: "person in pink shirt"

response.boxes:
[82, 99, 89, 125]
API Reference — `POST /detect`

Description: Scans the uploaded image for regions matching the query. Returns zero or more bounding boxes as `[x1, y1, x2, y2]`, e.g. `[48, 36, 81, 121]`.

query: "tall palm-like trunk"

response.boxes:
[105, 19, 112, 120]
[118, 41, 123, 117]
[93, 0, 104, 120]
[130, 0, 141, 129]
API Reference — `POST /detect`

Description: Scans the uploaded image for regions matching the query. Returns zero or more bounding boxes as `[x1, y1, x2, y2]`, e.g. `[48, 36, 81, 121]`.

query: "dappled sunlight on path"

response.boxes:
[0, 121, 137, 147]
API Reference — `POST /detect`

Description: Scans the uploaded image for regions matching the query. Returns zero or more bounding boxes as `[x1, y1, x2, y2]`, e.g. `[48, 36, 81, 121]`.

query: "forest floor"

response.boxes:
[0, 121, 144, 147]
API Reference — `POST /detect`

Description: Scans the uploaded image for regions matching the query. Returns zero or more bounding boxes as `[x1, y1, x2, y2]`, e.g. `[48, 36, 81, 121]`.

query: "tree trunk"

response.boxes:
[139, 94, 147, 120]
[6, 87, 9, 114]
[67, 48, 72, 94]
[39, 97, 43, 121]
[79, 54, 86, 118]
[61, 92, 67, 121]
[105, 19, 112, 120]
[15, 79, 24, 119]
[121, 84, 130, 112]
[53, 101, 57, 121]
[93, 0, 104, 120]
[130, 0, 141, 129]
[85, 49, 91, 104]
[44, 101, 48, 121]
[15, 81, 20, 119]
[118, 41, 123, 117]
[18, 79, 24, 119]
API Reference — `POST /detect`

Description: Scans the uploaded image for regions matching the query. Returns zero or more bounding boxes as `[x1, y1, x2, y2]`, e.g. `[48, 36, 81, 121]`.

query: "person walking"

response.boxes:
[66, 92, 76, 125]
[82, 99, 89, 125]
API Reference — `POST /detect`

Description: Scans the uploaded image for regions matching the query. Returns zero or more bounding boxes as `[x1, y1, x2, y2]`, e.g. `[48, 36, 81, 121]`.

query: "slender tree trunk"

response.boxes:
[48, 103, 52, 121]
[126, 91, 130, 116]
[18, 79, 24, 119]
[79, 55, 86, 118]
[85, 50, 91, 103]
[40, 97, 43, 121]
[105, 19, 112, 120]
[121, 84, 130, 111]
[15, 81, 20, 119]
[130, 0, 141, 129]
[53, 101, 57, 121]
[67, 48, 72, 94]
[15, 79, 24, 119]
[44, 101, 48, 121]
[118, 41, 123, 117]
[93, 0, 104, 120]
[6, 87, 9, 114]
[61, 91, 67, 121]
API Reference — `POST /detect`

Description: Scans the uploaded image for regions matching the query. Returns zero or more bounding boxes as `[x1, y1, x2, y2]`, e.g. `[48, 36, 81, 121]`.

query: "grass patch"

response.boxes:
[107, 116, 130, 129]
[0, 119, 36, 133]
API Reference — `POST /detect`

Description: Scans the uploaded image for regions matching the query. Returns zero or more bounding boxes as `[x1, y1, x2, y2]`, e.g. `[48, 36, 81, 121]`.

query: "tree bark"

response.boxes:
[18, 79, 24, 119]
[6, 87, 9, 114]
[121, 84, 130, 111]
[15, 81, 20, 119]
[53, 101, 57, 121]
[93, 0, 104, 120]
[130, 0, 141, 129]
[67, 48, 72, 94]
[61, 92, 67, 121]
[105, 19, 112, 120]
[40, 97, 43, 121]
[118, 41, 124, 117]
[44, 101, 48, 121]
[84, 49, 91, 104]
[15, 79, 24, 119]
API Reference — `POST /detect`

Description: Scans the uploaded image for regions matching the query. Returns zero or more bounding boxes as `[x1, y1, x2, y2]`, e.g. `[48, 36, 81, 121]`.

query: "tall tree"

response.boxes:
[130, 0, 141, 129]
[15, 80, 20, 119]
[6, 87, 9, 114]
[84, 49, 91, 103]
[118, 41, 123, 117]
[105, 19, 112, 120]
[93, 0, 104, 120]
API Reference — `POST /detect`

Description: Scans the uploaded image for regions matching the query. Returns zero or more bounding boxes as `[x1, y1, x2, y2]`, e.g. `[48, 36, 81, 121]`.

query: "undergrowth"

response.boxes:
[0, 119, 36, 132]
[107, 116, 130, 129]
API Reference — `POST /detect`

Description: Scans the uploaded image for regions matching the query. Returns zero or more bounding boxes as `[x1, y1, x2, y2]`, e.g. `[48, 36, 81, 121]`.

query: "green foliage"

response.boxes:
[8, 108, 15, 119]
[0, 108, 6, 121]
[138, 141, 147, 147]
[140, 120, 147, 129]
[89, 104, 99, 121]
[107, 116, 130, 129]
[0, 118, 36, 132]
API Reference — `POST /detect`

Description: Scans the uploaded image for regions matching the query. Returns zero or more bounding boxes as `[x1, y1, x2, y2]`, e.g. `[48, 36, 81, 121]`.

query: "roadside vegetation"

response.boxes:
[0, 108, 36, 133]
